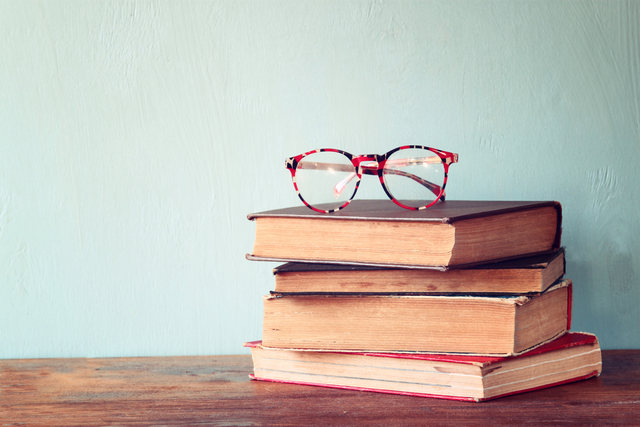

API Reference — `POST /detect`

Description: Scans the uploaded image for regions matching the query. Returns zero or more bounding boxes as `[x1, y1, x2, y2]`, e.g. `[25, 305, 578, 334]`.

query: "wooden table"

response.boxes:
[1, 350, 638, 426]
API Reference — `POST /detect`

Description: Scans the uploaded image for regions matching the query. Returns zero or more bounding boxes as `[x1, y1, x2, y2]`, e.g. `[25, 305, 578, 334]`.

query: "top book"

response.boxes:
[247, 200, 562, 269]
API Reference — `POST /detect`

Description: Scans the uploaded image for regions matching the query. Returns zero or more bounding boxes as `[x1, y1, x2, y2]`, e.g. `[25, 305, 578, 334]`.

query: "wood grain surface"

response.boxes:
[1, 350, 638, 426]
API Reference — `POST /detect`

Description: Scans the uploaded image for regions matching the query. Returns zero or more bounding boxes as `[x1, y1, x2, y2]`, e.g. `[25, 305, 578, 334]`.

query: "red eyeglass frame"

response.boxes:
[285, 145, 459, 213]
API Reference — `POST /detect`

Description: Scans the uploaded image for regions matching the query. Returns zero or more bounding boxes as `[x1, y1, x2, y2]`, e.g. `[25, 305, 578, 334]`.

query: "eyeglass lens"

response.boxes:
[383, 148, 445, 208]
[294, 151, 357, 210]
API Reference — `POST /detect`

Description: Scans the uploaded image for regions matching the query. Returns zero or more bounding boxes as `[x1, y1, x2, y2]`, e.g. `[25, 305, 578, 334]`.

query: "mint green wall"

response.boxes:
[1, 1, 638, 358]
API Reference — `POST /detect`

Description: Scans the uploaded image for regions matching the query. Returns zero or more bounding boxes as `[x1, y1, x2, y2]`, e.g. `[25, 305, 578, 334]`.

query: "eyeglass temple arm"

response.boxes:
[361, 166, 443, 198]
[338, 161, 443, 198]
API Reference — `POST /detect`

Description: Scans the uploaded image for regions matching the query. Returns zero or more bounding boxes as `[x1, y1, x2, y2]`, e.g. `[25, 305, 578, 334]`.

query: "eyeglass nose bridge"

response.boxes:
[354, 157, 380, 177]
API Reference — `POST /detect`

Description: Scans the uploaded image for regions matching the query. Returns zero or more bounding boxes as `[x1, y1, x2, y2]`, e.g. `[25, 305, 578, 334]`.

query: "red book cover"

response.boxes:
[244, 332, 601, 402]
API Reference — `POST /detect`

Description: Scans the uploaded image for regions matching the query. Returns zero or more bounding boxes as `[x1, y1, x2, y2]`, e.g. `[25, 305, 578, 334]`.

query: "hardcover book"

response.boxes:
[247, 200, 562, 269]
[272, 249, 565, 295]
[262, 280, 572, 355]
[244, 332, 602, 402]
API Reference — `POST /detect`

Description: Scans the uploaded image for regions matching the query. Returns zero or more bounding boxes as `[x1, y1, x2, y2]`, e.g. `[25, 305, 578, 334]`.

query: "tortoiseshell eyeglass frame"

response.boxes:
[285, 145, 459, 213]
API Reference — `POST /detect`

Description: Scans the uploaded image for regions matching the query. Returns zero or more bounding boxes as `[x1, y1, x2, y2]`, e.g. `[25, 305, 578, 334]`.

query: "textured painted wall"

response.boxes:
[1, 1, 638, 358]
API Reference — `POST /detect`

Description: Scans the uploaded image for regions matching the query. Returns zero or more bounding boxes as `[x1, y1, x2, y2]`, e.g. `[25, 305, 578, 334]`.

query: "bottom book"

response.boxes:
[244, 332, 602, 402]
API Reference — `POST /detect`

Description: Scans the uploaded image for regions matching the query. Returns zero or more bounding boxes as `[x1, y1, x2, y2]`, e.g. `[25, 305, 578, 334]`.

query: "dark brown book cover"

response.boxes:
[248, 200, 562, 270]
[274, 248, 565, 274]
[248, 200, 561, 224]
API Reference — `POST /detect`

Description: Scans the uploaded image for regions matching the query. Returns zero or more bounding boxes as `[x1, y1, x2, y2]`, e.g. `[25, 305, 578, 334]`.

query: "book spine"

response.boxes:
[567, 281, 573, 330]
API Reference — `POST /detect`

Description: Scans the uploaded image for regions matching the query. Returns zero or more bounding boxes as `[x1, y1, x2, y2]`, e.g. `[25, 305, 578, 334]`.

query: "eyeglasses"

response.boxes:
[286, 146, 458, 213]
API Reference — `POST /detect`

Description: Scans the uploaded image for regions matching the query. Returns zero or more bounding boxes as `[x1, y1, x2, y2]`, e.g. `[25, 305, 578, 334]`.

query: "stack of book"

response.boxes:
[244, 200, 602, 402]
